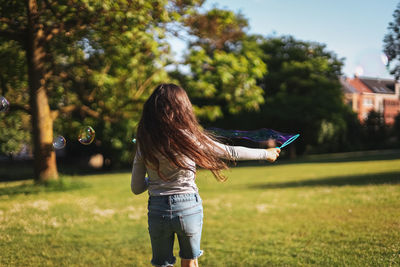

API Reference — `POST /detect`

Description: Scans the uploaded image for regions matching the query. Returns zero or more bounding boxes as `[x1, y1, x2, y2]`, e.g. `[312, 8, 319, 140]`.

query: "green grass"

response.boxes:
[1, 155, 400, 266]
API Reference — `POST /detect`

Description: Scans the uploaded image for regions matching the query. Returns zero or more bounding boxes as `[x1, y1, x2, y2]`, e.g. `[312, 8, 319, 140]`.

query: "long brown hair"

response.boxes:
[137, 83, 229, 181]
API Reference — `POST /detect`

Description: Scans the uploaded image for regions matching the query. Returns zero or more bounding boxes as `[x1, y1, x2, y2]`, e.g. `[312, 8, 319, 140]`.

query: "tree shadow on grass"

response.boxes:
[285, 153, 400, 165]
[0, 179, 90, 197]
[248, 171, 400, 190]
[233, 151, 400, 169]
[0, 160, 131, 182]
[0, 162, 35, 182]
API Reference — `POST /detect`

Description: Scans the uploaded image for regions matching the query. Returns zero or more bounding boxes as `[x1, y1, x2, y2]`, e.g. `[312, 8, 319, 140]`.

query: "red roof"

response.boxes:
[347, 77, 373, 93]
[359, 77, 395, 94]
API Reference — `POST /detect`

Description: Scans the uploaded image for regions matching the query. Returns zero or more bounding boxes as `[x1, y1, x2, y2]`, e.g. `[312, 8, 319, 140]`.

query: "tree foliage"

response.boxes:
[1, 1, 269, 171]
[1, 2, 360, 169]
[363, 111, 387, 149]
[214, 36, 351, 154]
[384, 3, 400, 79]
[0, 0, 205, 174]
[394, 113, 400, 143]
[0, 38, 30, 157]
[172, 8, 266, 121]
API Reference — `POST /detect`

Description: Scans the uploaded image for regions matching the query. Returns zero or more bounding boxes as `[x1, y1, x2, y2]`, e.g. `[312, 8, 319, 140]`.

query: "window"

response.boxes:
[363, 98, 373, 106]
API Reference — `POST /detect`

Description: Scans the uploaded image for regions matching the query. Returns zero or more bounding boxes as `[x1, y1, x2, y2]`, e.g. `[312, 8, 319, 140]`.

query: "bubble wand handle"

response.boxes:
[276, 134, 300, 149]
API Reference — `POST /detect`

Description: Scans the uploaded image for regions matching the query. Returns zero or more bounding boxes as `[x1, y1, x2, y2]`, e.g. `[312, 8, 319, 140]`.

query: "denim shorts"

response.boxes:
[148, 193, 203, 267]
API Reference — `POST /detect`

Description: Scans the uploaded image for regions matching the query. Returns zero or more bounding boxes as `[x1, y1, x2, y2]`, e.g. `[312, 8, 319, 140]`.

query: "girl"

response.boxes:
[131, 84, 280, 267]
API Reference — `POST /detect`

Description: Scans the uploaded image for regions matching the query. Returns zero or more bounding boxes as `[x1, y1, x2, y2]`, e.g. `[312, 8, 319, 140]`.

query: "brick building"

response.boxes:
[341, 76, 400, 125]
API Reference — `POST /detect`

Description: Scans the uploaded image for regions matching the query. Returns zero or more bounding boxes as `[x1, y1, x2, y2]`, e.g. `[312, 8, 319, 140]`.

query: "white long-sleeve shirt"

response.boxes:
[131, 140, 269, 196]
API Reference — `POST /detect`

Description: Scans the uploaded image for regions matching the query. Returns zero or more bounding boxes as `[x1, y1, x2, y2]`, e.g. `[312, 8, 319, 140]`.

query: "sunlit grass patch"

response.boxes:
[0, 156, 400, 266]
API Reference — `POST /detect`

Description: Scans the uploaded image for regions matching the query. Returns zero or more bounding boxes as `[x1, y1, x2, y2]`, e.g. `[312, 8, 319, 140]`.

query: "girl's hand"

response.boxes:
[266, 148, 281, 162]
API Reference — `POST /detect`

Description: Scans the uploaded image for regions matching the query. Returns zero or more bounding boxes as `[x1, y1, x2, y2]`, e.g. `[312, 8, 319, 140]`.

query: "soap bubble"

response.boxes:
[208, 128, 299, 148]
[381, 53, 389, 66]
[78, 126, 95, 145]
[355, 66, 364, 76]
[53, 135, 66, 150]
[0, 96, 10, 112]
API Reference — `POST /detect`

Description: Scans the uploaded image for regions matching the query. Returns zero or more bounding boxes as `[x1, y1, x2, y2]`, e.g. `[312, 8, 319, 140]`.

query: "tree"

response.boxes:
[0, 0, 204, 181]
[363, 111, 387, 149]
[260, 36, 351, 154]
[384, 3, 400, 79]
[0, 0, 59, 181]
[170, 8, 266, 122]
[216, 36, 350, 155]
[394, 113, 400, 143]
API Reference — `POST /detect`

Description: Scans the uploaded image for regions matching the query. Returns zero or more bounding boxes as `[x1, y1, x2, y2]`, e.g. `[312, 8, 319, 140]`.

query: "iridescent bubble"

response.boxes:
[0, 96, 10, 112]
[53, 135, 66, 150]
[381, 53, 389, 66]
[132, 138, 137, 144]
[208, 128, 299, 148]
[78, 126, 95, 145]
[355, 66, 364, 76]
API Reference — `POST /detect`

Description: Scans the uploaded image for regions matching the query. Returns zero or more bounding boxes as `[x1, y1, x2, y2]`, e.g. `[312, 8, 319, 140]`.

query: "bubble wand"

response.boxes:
[276, 134, 300, 149]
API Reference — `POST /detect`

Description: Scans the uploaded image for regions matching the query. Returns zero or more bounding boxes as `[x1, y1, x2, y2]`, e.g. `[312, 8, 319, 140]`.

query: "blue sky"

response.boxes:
[173, 0, 399, 79]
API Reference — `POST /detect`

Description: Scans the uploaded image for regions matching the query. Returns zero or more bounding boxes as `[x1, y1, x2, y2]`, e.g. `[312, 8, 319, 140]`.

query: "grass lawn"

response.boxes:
[0, 154, 400, 266]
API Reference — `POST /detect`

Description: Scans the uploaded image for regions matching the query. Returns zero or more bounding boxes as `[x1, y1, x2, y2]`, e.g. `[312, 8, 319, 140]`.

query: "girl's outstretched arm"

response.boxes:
[131, 147, 148, 195]
[211, 140, 281, 163]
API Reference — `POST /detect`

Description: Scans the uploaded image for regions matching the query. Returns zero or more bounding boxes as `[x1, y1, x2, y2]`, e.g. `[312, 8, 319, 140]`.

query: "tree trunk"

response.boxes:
[26, 0, 58, 182]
